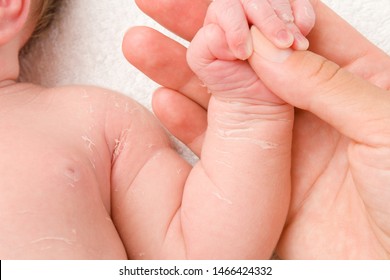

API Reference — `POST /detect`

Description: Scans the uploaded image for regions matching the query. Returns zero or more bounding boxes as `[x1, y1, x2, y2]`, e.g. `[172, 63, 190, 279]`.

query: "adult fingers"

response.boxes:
[135, 0, 211, 41]
[307, 0, 390, 90]
[123, 26, 210, 109]
[249, 27, 390, 147]
[307, 0, 367, 66]
[152, 87, 206, 157]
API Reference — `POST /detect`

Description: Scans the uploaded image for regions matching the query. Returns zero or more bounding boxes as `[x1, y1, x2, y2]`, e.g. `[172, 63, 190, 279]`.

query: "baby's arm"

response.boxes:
[110, 0, 304, 259]
[109, 90, 292, 259]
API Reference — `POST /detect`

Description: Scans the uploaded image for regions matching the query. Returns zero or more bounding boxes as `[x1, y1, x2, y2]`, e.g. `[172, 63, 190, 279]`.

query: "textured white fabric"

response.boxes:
[322, 0, 390, 52]
[19, 0, 390, 162]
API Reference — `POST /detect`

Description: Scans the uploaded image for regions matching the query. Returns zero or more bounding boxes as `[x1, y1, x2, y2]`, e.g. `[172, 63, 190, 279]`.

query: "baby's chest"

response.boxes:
[0, 115, 112, 209]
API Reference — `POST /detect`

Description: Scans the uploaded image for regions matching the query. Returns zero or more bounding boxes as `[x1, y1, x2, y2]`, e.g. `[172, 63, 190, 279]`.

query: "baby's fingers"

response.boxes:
[268, 0, 310, 49]
[205, 0, 252, 60]
[268, 0, 294, 23]
[241, 0, 294, 48]
[291, 0, 316, 36]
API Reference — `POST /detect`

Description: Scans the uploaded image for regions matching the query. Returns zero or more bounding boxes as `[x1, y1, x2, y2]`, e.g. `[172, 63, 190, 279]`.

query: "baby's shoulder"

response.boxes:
[48, 84, 168, 152]
[47, 84, 137, 107]
[47, 84, 151, 119]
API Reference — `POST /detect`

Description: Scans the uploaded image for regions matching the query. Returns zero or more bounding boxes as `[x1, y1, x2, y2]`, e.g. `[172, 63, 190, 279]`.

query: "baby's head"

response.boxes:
[0, 0, 60, 81]
[0, 0, 59, 50]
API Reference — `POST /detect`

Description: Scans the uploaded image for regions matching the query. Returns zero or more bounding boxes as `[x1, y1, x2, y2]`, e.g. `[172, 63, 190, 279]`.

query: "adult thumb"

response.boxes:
[249, 26, 390, 147]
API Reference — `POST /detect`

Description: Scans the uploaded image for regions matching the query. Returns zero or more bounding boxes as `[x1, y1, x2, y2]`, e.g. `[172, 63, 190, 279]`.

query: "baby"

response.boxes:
[0, 0, 314, 259]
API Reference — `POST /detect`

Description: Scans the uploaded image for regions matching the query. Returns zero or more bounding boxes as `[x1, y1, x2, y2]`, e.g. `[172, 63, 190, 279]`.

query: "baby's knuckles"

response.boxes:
[206, 0, 250, 53]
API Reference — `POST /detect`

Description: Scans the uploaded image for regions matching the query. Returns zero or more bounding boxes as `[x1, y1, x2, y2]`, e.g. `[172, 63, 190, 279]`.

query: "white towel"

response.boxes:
[20, 0, 390, 163]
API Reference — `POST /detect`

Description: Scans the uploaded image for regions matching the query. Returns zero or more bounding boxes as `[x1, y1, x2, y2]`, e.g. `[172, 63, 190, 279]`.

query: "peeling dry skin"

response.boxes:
[112, 128, 131, 161]
[212, 192, 233, 205]
[81, 135, 96, 151]
[216, 134, 280, 149]
[30, 237, 75, 246]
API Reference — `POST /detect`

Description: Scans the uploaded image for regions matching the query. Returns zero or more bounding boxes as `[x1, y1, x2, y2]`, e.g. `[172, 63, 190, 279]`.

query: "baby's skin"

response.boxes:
[0, 0, 314, 259]
[0, 83, 283, 259]
[0, 84, 163, 259]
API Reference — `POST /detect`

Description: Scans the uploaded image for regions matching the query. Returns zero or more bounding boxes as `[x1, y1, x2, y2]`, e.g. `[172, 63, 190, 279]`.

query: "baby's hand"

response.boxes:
[205, 0, 315, 60]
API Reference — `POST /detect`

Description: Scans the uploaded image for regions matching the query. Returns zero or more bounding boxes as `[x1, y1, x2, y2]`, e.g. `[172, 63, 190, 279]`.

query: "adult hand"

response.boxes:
[123, 0, 211, 152]
[123, 0, 390, 259]
[249, 26, 390, 259]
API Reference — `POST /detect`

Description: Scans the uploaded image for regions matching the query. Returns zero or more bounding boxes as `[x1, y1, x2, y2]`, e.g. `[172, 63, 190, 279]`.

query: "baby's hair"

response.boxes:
[30, 0, 61, 39]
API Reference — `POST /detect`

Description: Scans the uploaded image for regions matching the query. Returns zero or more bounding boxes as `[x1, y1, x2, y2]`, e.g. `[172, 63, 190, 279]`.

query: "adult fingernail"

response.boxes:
[251, 26, 293, 63]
